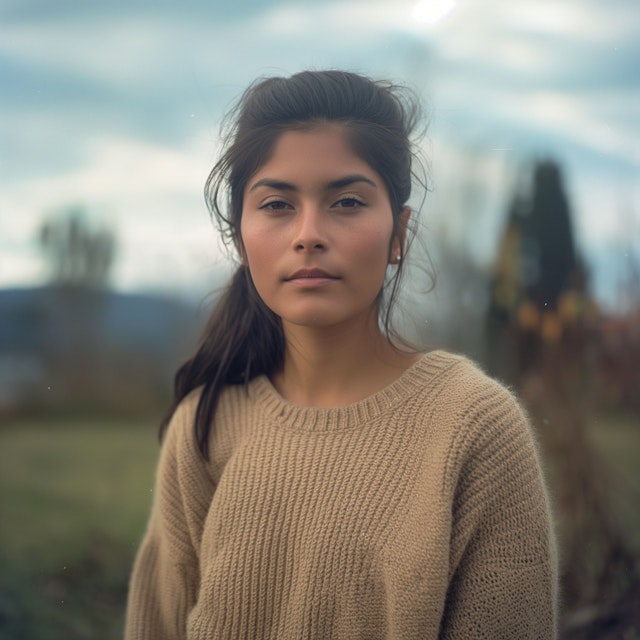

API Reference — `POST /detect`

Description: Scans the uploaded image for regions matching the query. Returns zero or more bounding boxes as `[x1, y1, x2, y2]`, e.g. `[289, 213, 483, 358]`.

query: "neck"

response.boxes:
[272, 316, 420, 407]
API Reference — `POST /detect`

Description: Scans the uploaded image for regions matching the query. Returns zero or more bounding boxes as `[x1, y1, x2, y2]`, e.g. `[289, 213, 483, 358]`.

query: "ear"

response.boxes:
[389, 206, 411, 264]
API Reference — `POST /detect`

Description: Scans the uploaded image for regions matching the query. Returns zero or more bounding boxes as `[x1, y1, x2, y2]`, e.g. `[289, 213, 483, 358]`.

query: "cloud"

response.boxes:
[0, 2, 411, 90]
[0, 132, 228, 293]
[419, 0, 640, 180]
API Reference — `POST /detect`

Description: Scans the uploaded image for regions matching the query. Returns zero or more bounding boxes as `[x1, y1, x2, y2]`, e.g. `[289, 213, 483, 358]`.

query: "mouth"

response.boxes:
[284, 268, 340, 286]
[285, 268, 339, 281]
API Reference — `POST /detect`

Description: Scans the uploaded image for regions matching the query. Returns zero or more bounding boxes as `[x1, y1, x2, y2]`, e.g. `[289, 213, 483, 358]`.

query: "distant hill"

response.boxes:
[0, 286, 208, 413]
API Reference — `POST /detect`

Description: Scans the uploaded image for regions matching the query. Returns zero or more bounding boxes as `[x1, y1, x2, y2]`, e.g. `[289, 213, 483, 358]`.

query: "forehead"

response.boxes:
[251, 125, 380, 183]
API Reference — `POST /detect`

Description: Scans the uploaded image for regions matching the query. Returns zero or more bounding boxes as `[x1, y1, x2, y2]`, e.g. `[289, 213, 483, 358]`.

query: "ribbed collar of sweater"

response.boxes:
[248, 349, 460, 432]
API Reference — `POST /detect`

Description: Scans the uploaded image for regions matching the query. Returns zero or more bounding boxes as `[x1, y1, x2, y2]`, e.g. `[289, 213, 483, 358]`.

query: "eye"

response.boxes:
[333, 197, 365, 209]
[260, 200, 293, 213]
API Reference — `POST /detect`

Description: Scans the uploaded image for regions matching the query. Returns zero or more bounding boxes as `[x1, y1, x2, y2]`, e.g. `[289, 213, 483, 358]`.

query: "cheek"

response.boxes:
[239, 223, 284, 297]
[240, 221, 267, 267]
[352, 223, 394, 266]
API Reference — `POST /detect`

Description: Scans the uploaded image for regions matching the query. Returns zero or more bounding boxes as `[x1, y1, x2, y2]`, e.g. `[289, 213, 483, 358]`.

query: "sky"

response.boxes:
[1, 0, 639, 310]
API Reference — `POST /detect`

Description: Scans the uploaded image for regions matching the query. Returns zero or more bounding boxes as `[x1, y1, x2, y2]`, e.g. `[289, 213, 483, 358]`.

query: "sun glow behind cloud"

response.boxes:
[412, 0, 457, 25]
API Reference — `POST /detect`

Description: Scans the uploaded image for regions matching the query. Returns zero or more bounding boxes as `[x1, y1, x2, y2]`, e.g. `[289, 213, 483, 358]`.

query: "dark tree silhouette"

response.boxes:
[487, 159, 586, 376]
[490, 159, 578, 319]
[527, 161, 577, 308]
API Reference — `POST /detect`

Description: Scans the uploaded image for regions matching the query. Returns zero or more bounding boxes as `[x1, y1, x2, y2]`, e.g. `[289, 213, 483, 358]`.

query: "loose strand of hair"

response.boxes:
[159, 266, 284, 459]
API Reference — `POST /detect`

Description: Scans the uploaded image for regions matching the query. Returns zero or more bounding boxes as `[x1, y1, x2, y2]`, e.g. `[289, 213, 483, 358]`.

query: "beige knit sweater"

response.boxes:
[125, 350, 557, 639]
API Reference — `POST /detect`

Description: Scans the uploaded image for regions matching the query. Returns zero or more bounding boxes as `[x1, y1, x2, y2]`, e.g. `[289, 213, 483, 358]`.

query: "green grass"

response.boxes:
[586, 411, 640, 551]
[0, 416, 159, 640]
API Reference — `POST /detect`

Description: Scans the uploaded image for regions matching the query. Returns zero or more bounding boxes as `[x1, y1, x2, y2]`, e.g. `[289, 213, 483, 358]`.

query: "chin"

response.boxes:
[279, 307, 377, 333]
[283, 314, 342, 329]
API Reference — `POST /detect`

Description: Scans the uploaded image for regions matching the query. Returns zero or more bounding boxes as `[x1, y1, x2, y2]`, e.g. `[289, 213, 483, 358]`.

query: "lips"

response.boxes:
[285, 268, 339, 281]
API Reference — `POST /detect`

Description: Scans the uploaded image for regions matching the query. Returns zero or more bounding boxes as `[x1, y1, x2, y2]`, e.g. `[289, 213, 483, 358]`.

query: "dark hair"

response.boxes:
[161, 70, 425, 457]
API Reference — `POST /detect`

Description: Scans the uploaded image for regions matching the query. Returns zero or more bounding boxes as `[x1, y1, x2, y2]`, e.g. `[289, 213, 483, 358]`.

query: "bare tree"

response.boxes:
[38, 205, 116, 289]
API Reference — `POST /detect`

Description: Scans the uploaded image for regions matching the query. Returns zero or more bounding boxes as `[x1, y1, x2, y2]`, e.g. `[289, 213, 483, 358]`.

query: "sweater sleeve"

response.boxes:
[125, 393, 215, 640]
[440, 380, 558, 639]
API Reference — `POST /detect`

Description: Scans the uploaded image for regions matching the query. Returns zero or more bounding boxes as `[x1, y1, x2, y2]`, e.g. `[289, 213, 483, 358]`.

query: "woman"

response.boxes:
[125, 70, 557, 639]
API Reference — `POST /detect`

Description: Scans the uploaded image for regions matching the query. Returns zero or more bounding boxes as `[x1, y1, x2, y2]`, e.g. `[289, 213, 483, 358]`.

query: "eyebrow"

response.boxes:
[248, 174, 378, 193]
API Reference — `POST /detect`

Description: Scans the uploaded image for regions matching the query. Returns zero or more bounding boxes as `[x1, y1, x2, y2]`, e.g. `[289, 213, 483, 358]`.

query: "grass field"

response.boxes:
[0, 416, 159, 640]
[586, 411, 640, 552]
[0, 411, 638, 639]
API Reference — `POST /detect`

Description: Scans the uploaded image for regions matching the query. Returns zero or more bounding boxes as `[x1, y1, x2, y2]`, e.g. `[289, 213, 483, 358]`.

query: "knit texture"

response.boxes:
[125, 350, 557, 639]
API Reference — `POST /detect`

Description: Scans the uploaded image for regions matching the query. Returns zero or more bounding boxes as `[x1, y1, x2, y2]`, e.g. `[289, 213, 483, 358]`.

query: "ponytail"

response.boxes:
[159, 265, 284, 458]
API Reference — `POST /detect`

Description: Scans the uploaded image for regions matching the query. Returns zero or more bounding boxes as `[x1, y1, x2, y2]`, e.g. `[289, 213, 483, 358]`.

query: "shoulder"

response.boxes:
[165, 381, 250, 437]
[413, 350, 537, 482]
[412, 349, 524, 421]
[157, 388, 217, 508]
[160, 387, 215, 481]
[166, 383, 259, 471]
[419, 349, 515, 394]
[164, 387, 202, 449]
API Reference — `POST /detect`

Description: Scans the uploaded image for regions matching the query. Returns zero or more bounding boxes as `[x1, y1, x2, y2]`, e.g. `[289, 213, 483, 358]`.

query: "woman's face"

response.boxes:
[240, 125, 405, 333]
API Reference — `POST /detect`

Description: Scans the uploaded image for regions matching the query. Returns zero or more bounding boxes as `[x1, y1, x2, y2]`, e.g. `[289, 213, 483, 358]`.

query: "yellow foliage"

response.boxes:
[558, 292, 579, 325]
[517, 301, 540, 331]
[541, 312, 563, 343]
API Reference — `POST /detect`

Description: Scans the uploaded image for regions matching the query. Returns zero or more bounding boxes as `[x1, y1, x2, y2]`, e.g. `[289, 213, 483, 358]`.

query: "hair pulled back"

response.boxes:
[162, 70, 424, 457]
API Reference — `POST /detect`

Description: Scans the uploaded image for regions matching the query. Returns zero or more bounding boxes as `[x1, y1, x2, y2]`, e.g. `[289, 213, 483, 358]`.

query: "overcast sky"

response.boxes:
[2, 0, 638, 309]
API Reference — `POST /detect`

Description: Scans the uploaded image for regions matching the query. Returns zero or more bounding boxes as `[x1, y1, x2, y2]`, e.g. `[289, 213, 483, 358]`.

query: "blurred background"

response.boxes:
[1, 0, 638, 637]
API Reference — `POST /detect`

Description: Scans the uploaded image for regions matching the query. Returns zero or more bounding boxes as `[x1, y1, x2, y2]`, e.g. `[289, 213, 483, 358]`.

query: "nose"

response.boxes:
[292, 206, 327, 252]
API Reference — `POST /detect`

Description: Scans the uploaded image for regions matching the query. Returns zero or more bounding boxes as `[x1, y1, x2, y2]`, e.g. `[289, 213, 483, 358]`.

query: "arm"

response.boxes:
[440, 384, 558, 639]
[125, 393, 215, 640]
